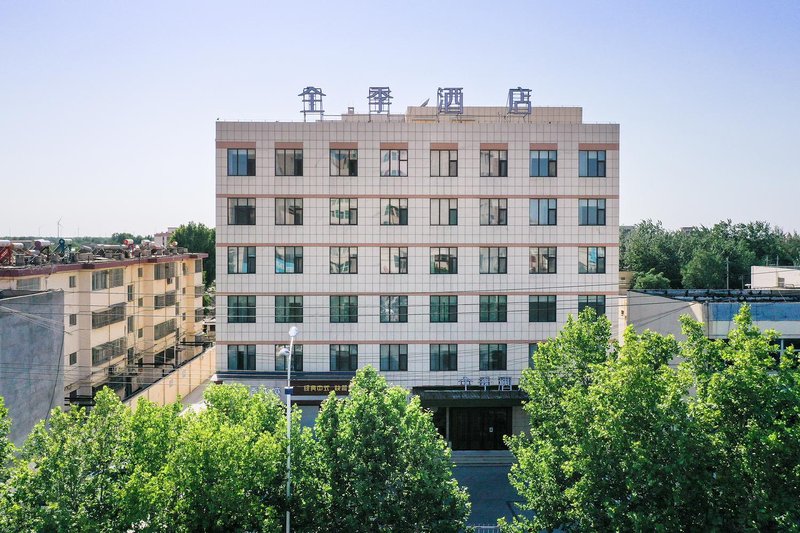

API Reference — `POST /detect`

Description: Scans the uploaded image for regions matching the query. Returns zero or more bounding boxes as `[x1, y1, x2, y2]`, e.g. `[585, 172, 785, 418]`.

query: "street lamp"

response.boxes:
[278, 326, 299, 533]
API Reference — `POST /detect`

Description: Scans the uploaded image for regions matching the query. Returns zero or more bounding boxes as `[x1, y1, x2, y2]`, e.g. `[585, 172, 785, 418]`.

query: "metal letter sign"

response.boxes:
[299, 86, 325, 121]
[368, 87, 392, 114]
[437, 87, 463, 114]
[507, 87, 532, 115]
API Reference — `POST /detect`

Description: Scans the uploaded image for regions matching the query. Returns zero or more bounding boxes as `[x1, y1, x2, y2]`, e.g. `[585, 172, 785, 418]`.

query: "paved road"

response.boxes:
[453, 464, 534, 528]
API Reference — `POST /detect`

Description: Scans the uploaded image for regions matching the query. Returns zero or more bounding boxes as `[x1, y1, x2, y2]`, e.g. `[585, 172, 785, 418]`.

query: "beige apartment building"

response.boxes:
[0, 242, 208, 405]
[215, 94, 619, 449]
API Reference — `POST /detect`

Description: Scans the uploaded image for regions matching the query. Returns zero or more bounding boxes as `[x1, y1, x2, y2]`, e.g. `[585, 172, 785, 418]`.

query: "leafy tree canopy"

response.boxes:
[171, 222, 215, 286]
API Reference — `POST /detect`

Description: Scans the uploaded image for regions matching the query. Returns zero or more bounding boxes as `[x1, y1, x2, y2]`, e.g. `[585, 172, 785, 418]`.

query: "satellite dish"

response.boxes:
[420, 98, 429, 107]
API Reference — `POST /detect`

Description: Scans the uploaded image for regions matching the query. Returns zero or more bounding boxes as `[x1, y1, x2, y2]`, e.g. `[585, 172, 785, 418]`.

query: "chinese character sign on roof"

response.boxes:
[437, 87, 463, 114]
[507, 87, 532, 115]
[368, 86, 392, 114]
[299, 86, 325, 119]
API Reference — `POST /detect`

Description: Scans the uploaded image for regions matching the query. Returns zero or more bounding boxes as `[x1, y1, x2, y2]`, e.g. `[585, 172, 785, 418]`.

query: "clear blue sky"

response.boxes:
[1, 0, 798, 237]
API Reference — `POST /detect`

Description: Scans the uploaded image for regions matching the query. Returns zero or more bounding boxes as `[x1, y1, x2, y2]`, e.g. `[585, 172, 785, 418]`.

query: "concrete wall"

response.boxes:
[0, 290, 64, 445]
[625, 291, 705, 341]
[750, 266, 800, 289]
[125, 345, 216, 409]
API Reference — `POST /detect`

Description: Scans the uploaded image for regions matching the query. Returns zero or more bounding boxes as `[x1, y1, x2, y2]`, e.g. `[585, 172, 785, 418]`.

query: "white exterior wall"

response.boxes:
[216, 106, 620, 389]
[751, 266, 800, 289]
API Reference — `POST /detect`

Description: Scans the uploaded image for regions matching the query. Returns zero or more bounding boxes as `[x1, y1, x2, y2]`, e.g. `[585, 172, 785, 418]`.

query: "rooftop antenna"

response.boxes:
[57, 217, 62, 239]
[420, 98, 429, 107]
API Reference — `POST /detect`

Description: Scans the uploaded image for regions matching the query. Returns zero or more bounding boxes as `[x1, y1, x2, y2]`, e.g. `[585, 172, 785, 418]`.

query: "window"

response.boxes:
[380, 247, 408, 274]
[16, 277, 41, 290]
[228, 246, 256, 274]
[330, 344, 358, 371]
[227, 295, 256, 323]
[127, 316, 134, 332]
[274, 295, 303, 323]
[530, 150, 557, 177]
[480, 344, 507, 371]
[330, 149, 358, 176]
[92, 337, 126, 365]
[381, 198, 408, 225]
[276, 344, 303, 371]
[380, 295, 408, 323]
[228, 198, 256, 225]
[182, 263, 188, 276]
[430, 198, 458, 226]
[69, 275, 76, 288]
[480, 150, 508, 177]
[330, 247, 358, 274]
[69, 314, 77, 326]
[330, 295, 358, 323]
[529, 343, 538, 368]
[530, 199, 557, 225]
[195, 285, 204, 297]
[69, 352, 77, 365]
[227, 148, 256, 176]
[195, 259, 202, 273]
[480, 247, 508, 274]
[92, 303, 126, 329]
[430, 344, 457, 371]
[579, 150, 606, 177]
[275, 148, 303, 176]
[530, 247, 557, 274]
[529, 295, 557, 322]
[430, 150, 458, 177]
[138, 267, 144, 278]
[480, 198, 508, 225]
[138, 297, 143, 307]
[330, 198, 358, 225]
[228, 345, 256, 370]
[138, 328, 143, 338]
[579, 295, 607, 316]
[275, 247, 303, 274]
[480, 295, 507, 322]
[380, 149, 408, 177]
[430, 296, 458, 323]
[579, 199, 607, 226]
[430, 247, 458, 274]
[275, 198, 303, 225]
[154, 291, 176, 310]
[154, 319, 176, 340]
[380, 344, 408, 371]
[579, 247, 607, 274]
[91, 271, 108, 291]
[127, 284, 134, 301]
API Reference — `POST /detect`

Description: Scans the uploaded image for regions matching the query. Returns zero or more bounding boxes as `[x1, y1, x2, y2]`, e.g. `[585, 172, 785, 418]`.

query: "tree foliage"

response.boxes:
[0, 369, 467, 532]
[504, 306, 800, 532]
[631, 268, 671, 289]
[316, 366, 470, 532]
[621, 219, 800, 289]
[171, 222, 215, 287]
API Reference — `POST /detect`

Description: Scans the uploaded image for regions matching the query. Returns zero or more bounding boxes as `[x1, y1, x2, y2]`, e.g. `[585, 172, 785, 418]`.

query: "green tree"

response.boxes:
[171, 222, 215, 287]
[632, 268, 671, 289]
[0, 397, 13, 483]
[504, 307, 800, 532]
[620, 220, 681, 287]
[681, 247, 727, 288]
[316, 366, 470, 532]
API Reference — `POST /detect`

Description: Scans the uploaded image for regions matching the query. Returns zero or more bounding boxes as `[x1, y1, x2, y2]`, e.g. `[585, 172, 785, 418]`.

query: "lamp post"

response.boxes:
[278, 326, 299, 533]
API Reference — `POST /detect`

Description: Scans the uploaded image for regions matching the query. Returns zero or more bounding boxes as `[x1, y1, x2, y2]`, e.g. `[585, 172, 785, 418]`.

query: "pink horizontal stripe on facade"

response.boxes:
[216, 141, 256, 149]
[529, 143, 558, 150]
[480, 143, 508, 150]
[218, 194, 620, 200]
[217, 339, 556, 346]
[275, 142, 303, 149]
[216, 291, 616, 297]
[379, 142, 408, 149]
[430, 142, 458, 150]
[578, 143, 619, 150]
[217, 243, 620, 248]
[330, 142, 358, 149]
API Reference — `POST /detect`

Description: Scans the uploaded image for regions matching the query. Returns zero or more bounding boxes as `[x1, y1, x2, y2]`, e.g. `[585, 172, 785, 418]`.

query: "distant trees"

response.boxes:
[503, 307, 800, 532]
[621, 219, 800, 289]
[0, 368, 468, 532]
[171, 222, 215, 286]
[111, 232, 153, 244]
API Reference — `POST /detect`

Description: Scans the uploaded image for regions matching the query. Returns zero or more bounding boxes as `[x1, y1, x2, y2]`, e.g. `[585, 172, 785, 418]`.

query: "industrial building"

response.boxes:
[215, 88, 620, 449]
[0, 238, 209, 408]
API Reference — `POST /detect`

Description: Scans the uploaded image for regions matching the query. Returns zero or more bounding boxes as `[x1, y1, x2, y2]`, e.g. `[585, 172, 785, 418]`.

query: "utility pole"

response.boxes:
[726, 257, 730, 290]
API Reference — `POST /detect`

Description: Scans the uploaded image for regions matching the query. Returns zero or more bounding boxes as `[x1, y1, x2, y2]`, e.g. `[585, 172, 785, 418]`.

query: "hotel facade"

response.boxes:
[215, 99, 619, 449]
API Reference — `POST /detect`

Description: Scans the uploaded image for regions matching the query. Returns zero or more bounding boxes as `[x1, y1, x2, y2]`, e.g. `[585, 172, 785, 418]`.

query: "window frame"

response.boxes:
[529, 150, 557, 177]
[380, 344, 408, 371]
[275, 246, 304, 274]
[529, 198, 557, 226]
[330, 247, 358, 274]
[480, 198, 508, 226]
[529, 295, 557, 322]
[479, 295, 508, 323]
[430, 344, 458, 371]
[275, 295, 303, 323]
[579, 295, 607, 316]
[430, 295, 458, 323]
[275, 198, 304, 225]
[275, 148, 303, 176]
[330, 295, 359, 323]
[330, 344, 358, 371]
[430, 247, 458, 274]
[227, 246, 256, 274]
[479, 247, 508, 274]
[579, 150, 607, 177]
[380, 247, 408, 274]
[530, 247, 557, 274]
[578, 246, 607, 274]
[479, 150, 508, 177]
[479, 343, 508, 371]
[380, 149, 408, 177]
[380, 295, 408, 323]
[227, 148, 256, 177]
[329, 198, 358, 226]
[227, 197, 256, 225]
[227, 295, 256, 324]
[329, 149, 358, 176]
[380, 198, 408, 225]
[430, 149, 458, 177]
[578, 198, 607, 226]
[227, 344, 256, 370]
[430, 198, 458, 226]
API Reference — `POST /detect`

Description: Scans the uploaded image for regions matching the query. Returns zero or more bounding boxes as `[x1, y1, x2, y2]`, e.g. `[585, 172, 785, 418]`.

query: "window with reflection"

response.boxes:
[430, 150, 458, 177]
[275, 295, 303, 323]
[430, 295, 457, 323]
[330, 149, 358, 176]
[227, 296, 256, 323]
[227, 345, 256, 370]
[480, 295, 507, 322]
[579, 295, 606, 316]
[330, 247, 358, 274]
[430, 247, 458, 274]
[480, 344, 507, 371]
[529, 295, 556, 322]
[380, 149, 407, 176]
[431, 198, 458, 225]
[275, 344, 303, 371]
[275, 198, 303, 225]
[330, 198, 358, 225]
[480, 198, 508, 225]
[529, 198, 557, 226]
[330, 344, 358, 371]
[380, 247, 408, 274]
[381, 198, 408, 225]
[228, 198, 256, 225]
[275, 149, 303, 176]
[275, 247, 303, 274]
[529, 150, 557, 177]
[228, 246, 256, 274]
[579, 150, 606, 177]
[380, 344, 408, 371]
[480, 150, 508, 177]
[530, 247, 557, 274]
[227, 149, 256, 176]
[578, 247, 606, 274]
[380, 295, 408, 323]
[430, 344, 457, 371]
[579, 199, 606, 226]
[330, 295, 358, 323]
[480, 247, 507, 274]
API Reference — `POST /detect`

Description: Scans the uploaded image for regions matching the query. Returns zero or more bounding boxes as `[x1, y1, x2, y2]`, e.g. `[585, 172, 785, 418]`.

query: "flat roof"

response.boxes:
[0, 252, 208, 278]
[631, 289, 800, 303]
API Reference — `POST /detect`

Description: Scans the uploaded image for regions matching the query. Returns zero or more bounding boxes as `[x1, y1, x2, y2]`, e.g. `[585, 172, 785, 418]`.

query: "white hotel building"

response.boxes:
[215, 98, 619, 449]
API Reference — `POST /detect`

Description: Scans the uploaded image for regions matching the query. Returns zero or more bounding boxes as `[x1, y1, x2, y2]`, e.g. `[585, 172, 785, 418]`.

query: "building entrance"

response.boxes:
[449, 407, 511, 450]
